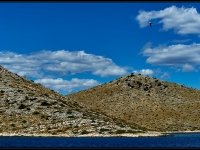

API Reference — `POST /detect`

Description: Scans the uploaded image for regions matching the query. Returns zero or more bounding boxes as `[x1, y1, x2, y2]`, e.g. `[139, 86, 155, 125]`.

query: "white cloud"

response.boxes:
[34, 78, 100, 94]
[93, 65, 128, 77]
[143, 43, 200, 72]
[0, 50, 129, 94]
[0, 50, 128, 78]
[182, 63, 195, 72]
[133, 69, 154, 76]
[136, 5, 200, 35]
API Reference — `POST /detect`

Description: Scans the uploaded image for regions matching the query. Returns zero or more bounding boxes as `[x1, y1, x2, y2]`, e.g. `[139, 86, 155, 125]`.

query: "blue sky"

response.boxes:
[1, 2, 200, 94]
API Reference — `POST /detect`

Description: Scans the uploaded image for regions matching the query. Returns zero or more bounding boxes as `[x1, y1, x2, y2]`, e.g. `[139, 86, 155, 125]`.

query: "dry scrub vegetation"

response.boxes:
[67, 73, 200, 132]
[0, 65, 142, 135]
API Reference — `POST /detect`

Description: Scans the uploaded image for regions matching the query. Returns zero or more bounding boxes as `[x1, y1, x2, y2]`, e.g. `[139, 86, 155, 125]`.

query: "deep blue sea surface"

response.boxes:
[0, 133, 200, 148]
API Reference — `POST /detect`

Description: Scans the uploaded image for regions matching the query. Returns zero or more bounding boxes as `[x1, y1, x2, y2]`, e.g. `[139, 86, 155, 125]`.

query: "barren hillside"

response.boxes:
[0, 65, 142, 136]
[66, 73, 200, 132]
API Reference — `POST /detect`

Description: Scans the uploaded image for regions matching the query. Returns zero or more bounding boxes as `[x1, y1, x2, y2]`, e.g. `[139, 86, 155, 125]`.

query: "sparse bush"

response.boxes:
[41, 101, 51, 106]
[127, 82, 134, 88]
[43, 93, 49, 97]
[91, 119, 96, 123]
[0, 90, 5, 93]
[22, 120, 27, 124]
[52, 101, 58, 105]
[130, 73, 135, 77]
[26, 107, 31, 111]
[18, 104, 26, 109]
[10, 123, 16, 127]
[32, 111, 40, 115]
[115, 130, 126, 134]
[81, 130, 89, 134]
[67, 110, 72, 114]
[116, 122, 126, 128]
[67, 115, 75, 118]
[157, 82, 162, 86]
[17, 89, 23, 93]
[41, 114, 49, 120]
[143, 86, 149, 91]
[126, 130, 138, 133]
[50, 89, 54, 92]
[59, 103, 65, 107]
[29, 97, 37, 101]
[51, 131, 58, 135]
[99, 128, 110, 133]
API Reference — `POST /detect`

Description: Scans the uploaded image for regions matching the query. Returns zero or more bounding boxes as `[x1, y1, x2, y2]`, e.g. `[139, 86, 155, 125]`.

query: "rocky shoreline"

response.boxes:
[0, 131, 165, 137]
[164, 130, 200, 134]
[1, 131, 200, 137]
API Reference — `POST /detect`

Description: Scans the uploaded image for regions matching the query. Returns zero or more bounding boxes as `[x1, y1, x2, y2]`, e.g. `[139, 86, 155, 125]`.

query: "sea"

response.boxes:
[0, 133, 200, 148]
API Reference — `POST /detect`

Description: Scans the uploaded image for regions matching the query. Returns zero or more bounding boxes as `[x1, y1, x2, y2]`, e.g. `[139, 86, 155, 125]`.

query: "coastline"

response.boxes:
[0, 130, 200, 137]
[0, 131, 169, 137]
[164, 130, 200, 134]
[0, 131, 163, 137]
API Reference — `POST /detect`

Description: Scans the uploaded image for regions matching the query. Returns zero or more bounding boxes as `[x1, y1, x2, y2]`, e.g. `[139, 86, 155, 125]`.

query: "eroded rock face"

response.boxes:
[67, 73, 200, 132]
[0, 65, 142, 135]
[124, 74, 167, 91]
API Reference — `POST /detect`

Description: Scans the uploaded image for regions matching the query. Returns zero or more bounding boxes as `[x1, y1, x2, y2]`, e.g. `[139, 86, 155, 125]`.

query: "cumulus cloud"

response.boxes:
[143, 43, 200, 72]
[0, 50, 128, 78]
[34, 78, 100, 94]
[133, 69, 154, 76]
[136, 5, 200, 35]
[0, 51, 42, 77]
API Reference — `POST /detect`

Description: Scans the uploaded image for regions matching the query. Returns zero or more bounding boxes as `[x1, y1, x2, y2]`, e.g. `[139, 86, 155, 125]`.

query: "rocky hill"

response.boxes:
[0, 65, 142, 136]
[66, 73, 200, 132]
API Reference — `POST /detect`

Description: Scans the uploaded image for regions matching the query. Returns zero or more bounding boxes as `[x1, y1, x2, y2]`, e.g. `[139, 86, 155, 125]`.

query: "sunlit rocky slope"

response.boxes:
[66, 73, 200, 132]
[0, 65, 142, 136]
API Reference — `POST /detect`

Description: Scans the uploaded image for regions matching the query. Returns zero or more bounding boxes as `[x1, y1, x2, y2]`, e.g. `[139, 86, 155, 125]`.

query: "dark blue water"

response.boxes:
[0, 133, 200, 148]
